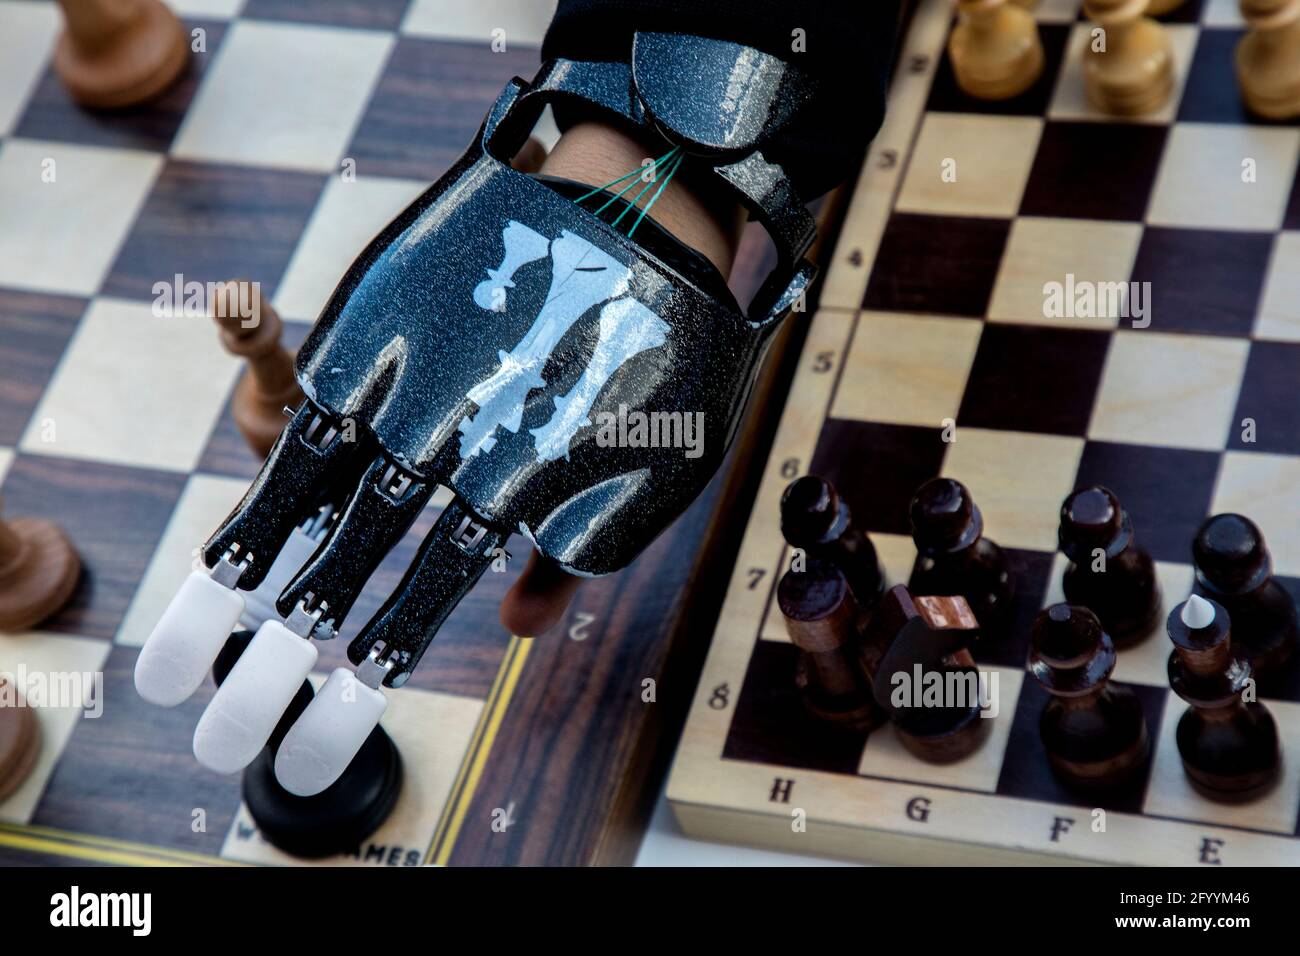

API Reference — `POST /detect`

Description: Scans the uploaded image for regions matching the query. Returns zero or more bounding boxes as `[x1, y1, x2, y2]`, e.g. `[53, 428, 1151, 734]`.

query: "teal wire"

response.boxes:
[626, 152, 683, 238]
[573, 145, 681, 204]
[593, 167, 654, 214]
[610, 157, 672, 228]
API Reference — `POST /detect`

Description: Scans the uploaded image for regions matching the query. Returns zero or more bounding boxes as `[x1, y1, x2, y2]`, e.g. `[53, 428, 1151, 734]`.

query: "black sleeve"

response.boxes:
[541, 0, 904, 201]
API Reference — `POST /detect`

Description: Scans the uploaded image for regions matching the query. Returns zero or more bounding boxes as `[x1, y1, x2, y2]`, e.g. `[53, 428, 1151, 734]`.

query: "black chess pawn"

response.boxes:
[213, 632, 403, 859]
[1059, 486, 1160, 647]
[866, 584, 990, 763]
[780, 475, 885, 617]
[1028, 604, 1149, 792]
[778, 559, 884, 732]
[1193, 513, 1297, 686]
[1167, 595, 1280, 802]
[908, 478, 1014, 641]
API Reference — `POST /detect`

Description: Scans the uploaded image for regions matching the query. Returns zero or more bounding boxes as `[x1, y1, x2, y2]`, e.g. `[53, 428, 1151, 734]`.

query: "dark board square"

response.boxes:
[1230, 341, 1300, 456]
[809, 419, 948, 537]
[1020, 122, 1167, 222]
[863, 213, 1009, 317]
[0, 455, 185, 639]
[12, 20, 227, 153]
[723, 639, 869, 775]
[1177, 27, 1260, 125]
[1075, 0, 1203, 20]
[1157, 0, 1205, 22]
[957, 324, 1110, 435]
[1271, 576, 1300, 705]
[1286, 165, 1300, 231]
[996, 677, 1166, 814]
[1128, 227, 1272, 336]
[927, 23, 1071, 117]
[347, 38, 543, 181]
[1074, 441, 1220, 564]
[242, 0, 412, 29]
[32, 646, 241, 851]
[991, 547, 1053, 669]
[102, 161, 326, 302]
[0, 290, 85, 445]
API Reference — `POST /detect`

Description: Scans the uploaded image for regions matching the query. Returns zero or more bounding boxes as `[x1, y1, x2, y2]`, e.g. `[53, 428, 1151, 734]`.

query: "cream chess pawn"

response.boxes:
[1082, 0, 1175, 115]
[1236, 0, 1300, 119]
[949, 0, 1045, 100]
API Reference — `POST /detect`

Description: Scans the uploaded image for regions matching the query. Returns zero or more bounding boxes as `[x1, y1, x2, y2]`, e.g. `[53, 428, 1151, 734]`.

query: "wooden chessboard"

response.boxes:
[668, 0, 1300, 866]
[0, 0, 833, 867]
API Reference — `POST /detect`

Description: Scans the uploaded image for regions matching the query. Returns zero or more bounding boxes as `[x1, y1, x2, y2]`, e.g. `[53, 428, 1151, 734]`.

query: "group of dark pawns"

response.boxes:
[775, 476, 1295, 802]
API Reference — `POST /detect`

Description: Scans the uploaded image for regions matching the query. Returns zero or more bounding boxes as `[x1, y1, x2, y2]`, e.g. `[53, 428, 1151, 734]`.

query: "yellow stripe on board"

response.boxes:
[0, 823, 243, 867]
[426, 634, 532, 866]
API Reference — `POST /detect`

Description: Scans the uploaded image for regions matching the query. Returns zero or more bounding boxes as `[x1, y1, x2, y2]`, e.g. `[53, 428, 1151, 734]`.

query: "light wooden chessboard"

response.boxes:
[668, 0, 1300, 866]
[0, 0, 806, 867]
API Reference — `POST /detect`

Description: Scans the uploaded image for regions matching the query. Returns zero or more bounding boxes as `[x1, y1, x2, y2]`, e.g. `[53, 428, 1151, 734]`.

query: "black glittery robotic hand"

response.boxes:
[133, 32, 819, 795]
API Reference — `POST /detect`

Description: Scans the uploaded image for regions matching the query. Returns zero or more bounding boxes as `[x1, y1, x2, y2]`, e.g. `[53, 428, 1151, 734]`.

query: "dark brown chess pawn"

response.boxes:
[1028, 604, 1149, 792]
[777, 559, 884, 732]
[53, 0, 189, 109]
[1193, 513, 1297, 686]
[1167, 594, 1279, 802]
[0, 677, 40, 802]
[866, 584, 989, 763]
[213, 279, 305, 458]
[908, 478, 1014, 642]
[780, 475, 885, 618]
[0, 497, 81, 633]
[1059, 486, 1160, 647]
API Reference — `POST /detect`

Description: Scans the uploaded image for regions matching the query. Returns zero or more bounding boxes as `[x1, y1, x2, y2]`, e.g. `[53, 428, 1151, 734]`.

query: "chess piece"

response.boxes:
[1236, 0, 1300, 120]
[1193, 513, 1297, 686]
[780, 475, 885, 617]
[213, 280, 305, 459]
[777, 559, 883, 731]
[0, 498, 81, 633]
[0, 678, 40, 803]
[949, 0, 1045, 100]
[1168, 595, 1280, 802]
[867, 584, 990, 762]
[1029, 604, 1149, 792]
[52, 0, 190, 109]
[1082, 0, 1175, 115]
[213, 632, 403, 859]
[1059, 486, 1160, 647]
[909, 478, 1014, 642]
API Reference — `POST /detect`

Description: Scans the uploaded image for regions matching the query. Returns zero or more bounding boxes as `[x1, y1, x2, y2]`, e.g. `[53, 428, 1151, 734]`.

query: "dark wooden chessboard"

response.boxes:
[0, 0, 842, 866]
[668, 0, 1300, 866]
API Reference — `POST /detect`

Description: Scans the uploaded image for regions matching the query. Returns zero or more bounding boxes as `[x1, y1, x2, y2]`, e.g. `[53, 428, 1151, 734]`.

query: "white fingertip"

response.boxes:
[1181, 593, 1215, 630]
[134, 570, 245, 707]
[193, 620, 318, 774]
[274, 668, 387, 796]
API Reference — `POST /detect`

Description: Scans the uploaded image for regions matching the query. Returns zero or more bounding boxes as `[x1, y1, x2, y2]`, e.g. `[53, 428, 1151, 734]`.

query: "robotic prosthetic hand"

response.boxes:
[134, 31, 819, 795]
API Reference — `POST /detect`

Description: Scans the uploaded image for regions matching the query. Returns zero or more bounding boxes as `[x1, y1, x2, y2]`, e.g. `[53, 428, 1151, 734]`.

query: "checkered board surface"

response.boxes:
[668, 0, 1300, 866]
[0, 0, 562, 866]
